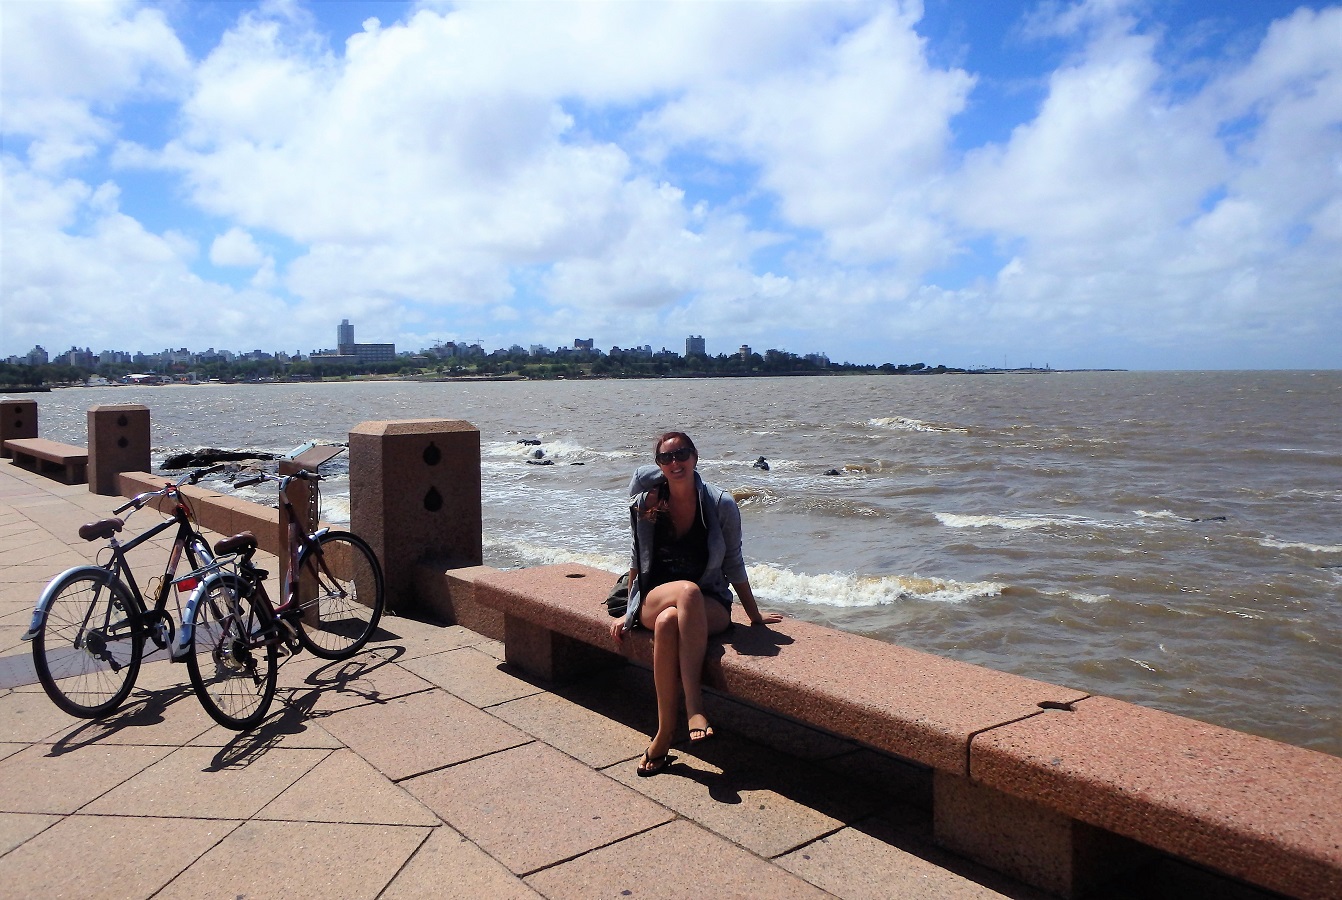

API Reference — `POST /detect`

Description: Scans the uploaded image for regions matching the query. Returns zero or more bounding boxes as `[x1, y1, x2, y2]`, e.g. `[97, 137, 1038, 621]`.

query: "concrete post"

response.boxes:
[349, 420, 482, 614]
[87, 404, 151, 495]
[0, 399, 38, 458]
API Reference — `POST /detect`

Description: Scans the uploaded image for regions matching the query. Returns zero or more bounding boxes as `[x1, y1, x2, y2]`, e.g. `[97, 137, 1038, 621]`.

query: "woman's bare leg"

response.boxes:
[642, 581, 732, 752]
[647, 606, 682, 759]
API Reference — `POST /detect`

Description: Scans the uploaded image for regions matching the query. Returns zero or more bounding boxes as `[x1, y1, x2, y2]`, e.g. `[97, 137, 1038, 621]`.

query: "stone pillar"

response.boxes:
[349, 420, 482, 614]
[0, 399, 38, 458]
[87, 404, 151, 495]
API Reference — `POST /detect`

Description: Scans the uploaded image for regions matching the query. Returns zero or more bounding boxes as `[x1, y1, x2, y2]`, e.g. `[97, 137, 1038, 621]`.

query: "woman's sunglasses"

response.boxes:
[656, 447, 694, 465]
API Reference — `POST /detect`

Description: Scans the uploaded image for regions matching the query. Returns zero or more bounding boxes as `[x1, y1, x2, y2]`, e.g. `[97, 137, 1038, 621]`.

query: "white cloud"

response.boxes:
[0, 0, 189, 171]
[209, 227, 267, 267]
[1, 1, 1338, 368]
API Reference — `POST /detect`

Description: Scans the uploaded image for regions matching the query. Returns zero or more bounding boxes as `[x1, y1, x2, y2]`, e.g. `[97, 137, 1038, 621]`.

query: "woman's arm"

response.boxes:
[732, 579, 783, 626]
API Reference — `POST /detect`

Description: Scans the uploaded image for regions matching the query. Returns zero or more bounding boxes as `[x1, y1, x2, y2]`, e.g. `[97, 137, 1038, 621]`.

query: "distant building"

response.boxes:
[574, 338, 594, 351]
[26, 346, 49, 366]
[686, 335, 705, 356]
[317, 319, 396, 364]
[738, 345, 752, 360]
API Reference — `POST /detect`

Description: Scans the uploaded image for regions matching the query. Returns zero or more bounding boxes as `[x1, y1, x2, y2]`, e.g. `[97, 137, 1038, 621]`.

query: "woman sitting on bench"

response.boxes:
[610, 431, 782, 776]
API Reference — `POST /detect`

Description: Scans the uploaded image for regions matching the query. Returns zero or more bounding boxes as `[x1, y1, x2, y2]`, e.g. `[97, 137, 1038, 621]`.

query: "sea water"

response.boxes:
[21, 371, 1341, 755]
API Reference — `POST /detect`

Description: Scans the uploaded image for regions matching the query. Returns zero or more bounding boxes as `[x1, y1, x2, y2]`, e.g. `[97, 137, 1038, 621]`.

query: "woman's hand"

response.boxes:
[609, 619, 628, 643]
[750, 612, 785, 626]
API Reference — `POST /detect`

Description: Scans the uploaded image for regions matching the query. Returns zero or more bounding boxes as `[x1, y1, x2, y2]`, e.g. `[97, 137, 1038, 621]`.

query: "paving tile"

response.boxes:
[0, 811, 59, 856]
[188, 710, 348, 751]
[400, 645, 545, 707]
[776, 812, 1051, 899]
[36, 675, 216, 750]
[0, 741, 26, 764]
[526, 819, 831, 899]
[319, 688, 532, 781]
[0, 814, 238, 899]
[380, 823, 544, 900]
[403, 741, 674, 875]
[372, 617, 489, 662]
[276, 649, 437, 713]
[0, 743, 174, 814]
[491, 690, 651, 769]
[704, 689, 856, 760]
[256, 749, 441, 826]
[0, 645, 37, 687]
[474, 637, 505, 660]
[82, 745, 330, 819]
[155, 820, 431, 900]
[544, 663, 663, 736]
[606, 732, 884, 859]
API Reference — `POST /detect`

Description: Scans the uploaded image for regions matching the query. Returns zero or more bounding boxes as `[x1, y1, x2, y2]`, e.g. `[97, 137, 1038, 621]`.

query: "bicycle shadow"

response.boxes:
[207, 646, 406, 770]
[46, 682, 198, 756]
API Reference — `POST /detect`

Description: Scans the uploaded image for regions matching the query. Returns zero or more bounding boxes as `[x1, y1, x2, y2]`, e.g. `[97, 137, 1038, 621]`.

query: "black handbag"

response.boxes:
[605, 570, 630, 618]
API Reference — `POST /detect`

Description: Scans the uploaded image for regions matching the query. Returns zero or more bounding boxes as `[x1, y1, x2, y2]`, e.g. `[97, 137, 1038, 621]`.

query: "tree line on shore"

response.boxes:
[1, 352, 968, 388]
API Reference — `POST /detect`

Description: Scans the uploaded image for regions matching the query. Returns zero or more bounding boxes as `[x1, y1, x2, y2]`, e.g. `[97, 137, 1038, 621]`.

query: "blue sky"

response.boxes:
[3, 0, 1340, 369]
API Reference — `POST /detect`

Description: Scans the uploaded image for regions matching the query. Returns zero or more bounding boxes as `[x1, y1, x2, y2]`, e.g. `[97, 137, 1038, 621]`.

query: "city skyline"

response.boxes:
[3, 2, 1339, 370]
[7, 321, 828, 370]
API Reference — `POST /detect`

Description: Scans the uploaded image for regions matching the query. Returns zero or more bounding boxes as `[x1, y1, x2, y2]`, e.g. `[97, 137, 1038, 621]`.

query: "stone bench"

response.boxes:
[468, 562, 1342, 900]
[4, 438, 88, 485]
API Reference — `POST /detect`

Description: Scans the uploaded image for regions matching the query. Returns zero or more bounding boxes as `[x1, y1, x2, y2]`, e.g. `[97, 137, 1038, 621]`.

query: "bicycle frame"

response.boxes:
[174, 471, 326, 658]
[24, 486, 216, 654]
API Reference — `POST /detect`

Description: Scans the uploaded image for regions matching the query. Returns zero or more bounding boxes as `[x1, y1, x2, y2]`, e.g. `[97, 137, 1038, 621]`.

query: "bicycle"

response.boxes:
[22, 464, 230, 718]
[179, 463, 385, 730]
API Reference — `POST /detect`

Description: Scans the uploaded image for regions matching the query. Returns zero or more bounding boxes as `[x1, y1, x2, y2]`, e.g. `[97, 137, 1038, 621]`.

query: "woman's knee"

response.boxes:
[654, 606, 680, 637]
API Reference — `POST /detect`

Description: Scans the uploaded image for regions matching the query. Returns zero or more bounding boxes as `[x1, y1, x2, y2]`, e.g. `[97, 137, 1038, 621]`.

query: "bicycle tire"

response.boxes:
[32, 568, 143, 718]
[294, 530, 385, 659]
[185, 575, 277, 730]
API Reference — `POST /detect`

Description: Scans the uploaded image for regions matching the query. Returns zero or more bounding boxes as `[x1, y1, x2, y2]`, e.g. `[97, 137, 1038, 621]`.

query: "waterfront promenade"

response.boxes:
[0, 459, 1276, 899]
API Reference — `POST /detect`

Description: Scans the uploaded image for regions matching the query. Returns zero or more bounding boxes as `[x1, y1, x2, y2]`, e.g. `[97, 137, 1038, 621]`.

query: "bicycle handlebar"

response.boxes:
[232, 469, 321, 490]
[112, 464, 229, 515]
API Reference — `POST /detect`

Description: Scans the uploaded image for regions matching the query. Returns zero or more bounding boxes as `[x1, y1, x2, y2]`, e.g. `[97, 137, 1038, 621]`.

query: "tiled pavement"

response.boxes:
[0, 459, 1170, 899]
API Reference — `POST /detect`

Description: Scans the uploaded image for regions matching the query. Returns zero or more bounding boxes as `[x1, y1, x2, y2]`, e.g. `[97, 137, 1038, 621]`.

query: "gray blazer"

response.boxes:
[624, 465, 748, 631]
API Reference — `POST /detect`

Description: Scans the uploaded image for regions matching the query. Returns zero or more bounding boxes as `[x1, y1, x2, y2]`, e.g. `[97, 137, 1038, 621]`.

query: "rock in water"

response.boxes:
[163, 448, 277, 469]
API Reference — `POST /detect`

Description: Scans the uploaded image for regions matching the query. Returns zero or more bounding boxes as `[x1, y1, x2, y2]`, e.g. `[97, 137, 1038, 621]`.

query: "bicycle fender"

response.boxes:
[174, 571, 240, 658]
[22, 566, 115, 641]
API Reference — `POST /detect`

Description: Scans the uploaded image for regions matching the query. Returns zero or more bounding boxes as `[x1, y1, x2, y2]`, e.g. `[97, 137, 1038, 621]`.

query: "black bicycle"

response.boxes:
[181, 464, 385, 730]
[23, 465, 228, 718]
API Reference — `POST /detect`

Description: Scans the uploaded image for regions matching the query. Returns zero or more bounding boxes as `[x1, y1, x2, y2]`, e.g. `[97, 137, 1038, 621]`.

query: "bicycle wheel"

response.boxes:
[185, 576, 277, 730]
[32, 568, 143, 718]
[294, 530, 385, 659]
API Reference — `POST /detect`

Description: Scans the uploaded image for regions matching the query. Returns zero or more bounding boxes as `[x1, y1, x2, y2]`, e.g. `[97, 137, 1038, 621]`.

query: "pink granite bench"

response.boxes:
[471, 562, 1342, 900]
[5, 437, 88, 485]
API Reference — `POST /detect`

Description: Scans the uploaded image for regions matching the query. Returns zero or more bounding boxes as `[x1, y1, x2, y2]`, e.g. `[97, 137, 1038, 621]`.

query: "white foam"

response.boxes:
[867, 416, 968, 434]
[746, 565, 1003, 607]
[483, 537, 626, 572]
[479, 537, 1001, 607]
[936, 512, 1132, 531]
[1258, 536, 1342, 554]
[1134, 509, 1184, 521]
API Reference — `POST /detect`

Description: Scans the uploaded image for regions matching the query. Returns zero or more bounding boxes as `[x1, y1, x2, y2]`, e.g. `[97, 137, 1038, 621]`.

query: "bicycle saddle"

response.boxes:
[215, 532, 258, 555]
[78, 518, 124, 542]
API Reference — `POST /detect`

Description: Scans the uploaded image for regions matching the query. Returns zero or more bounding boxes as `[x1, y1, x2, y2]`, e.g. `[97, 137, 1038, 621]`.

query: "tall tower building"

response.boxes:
[338, 319, 355, 354]
[686, 335, 706, 356]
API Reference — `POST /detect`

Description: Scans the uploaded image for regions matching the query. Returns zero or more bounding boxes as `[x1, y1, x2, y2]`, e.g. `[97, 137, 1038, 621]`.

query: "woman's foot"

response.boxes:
[688, 715, 714, 743]
[637, 747, 673, 777]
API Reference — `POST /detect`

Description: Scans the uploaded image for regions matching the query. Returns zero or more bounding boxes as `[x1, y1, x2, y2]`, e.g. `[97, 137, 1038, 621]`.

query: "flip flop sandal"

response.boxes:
[689, 723, 715, 743]
[637, 748, 673, 777]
